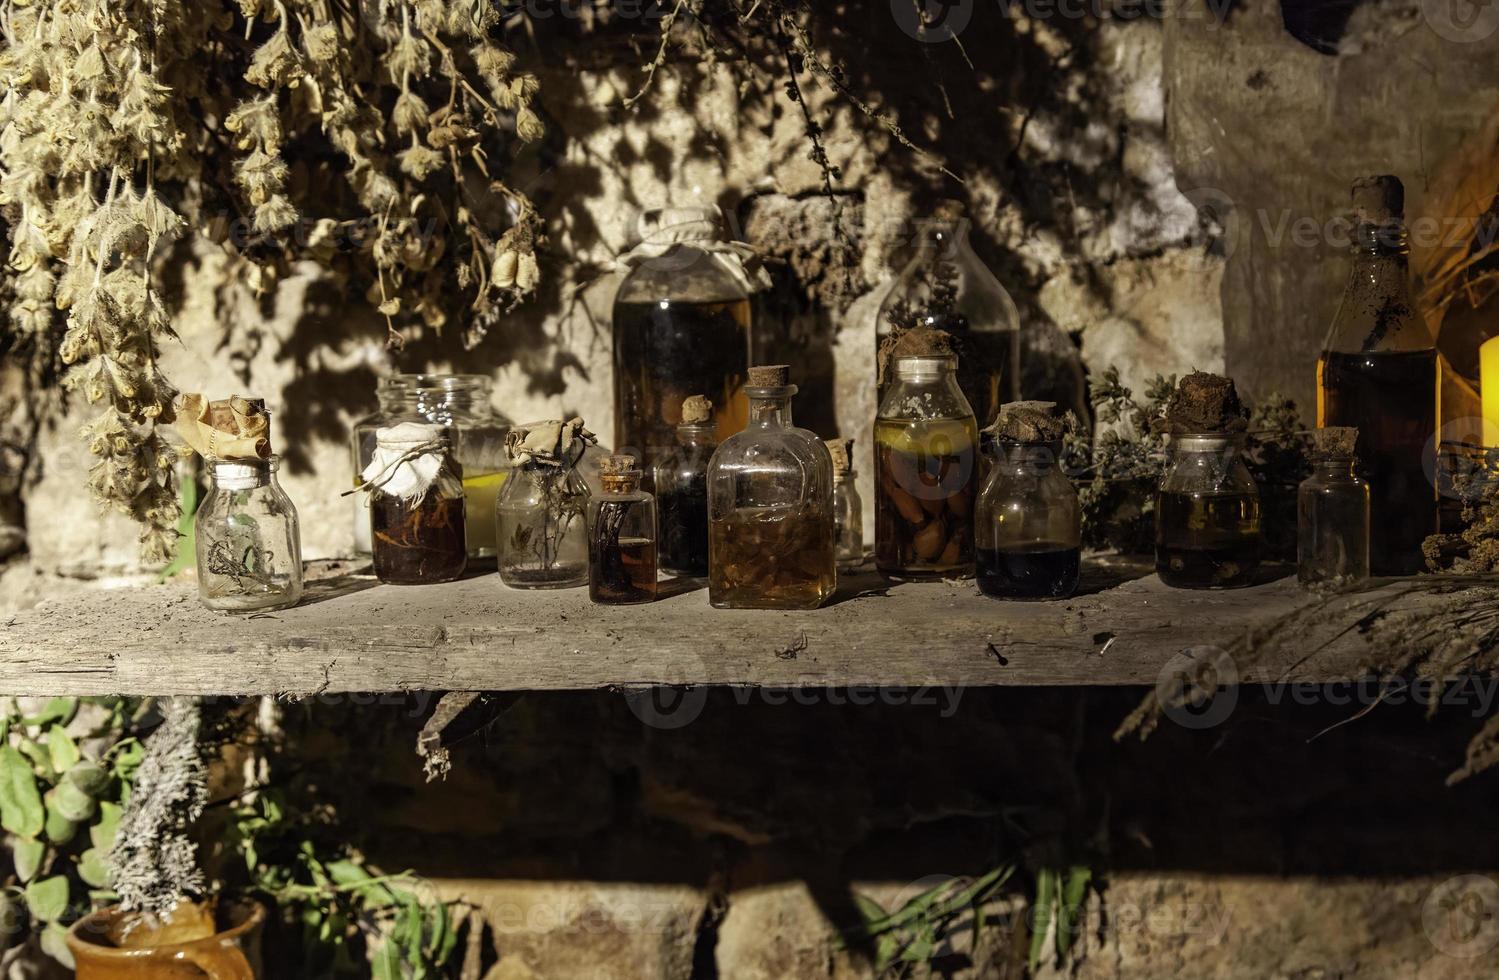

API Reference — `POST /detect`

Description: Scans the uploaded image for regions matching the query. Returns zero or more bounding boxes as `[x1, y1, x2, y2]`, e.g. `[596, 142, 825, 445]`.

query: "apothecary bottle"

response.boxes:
[589, 455, 658, 604]
[876, 201, 1020, 429]
[196, 456, 304, 612]
[1155, 435, 1261, 589]
[497, 421, 593, 589]
[612, 206, 753, 468]
[365, 422, 468, 585]
[654, 396, 717, 578]
[827, 438, 865, 571]
[706, 365, 836, 609]
[1297, 428, 1370, 590]
[1316, 175, 1437, 575]
[975, 402, 1080, 599]
[875, 353, 979, 580]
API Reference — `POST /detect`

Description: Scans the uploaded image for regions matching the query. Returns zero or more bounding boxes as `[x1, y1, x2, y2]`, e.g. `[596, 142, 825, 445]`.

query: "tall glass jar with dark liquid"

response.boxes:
[1317, 175, 1438, 575]
[613, 207, 753, 469]
[706, 365, 836, 609]
[875, 202, 1020, 430]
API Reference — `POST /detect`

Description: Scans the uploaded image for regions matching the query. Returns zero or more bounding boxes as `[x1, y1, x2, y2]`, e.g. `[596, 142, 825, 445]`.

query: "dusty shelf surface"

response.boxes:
[0, 558, 1471, 696]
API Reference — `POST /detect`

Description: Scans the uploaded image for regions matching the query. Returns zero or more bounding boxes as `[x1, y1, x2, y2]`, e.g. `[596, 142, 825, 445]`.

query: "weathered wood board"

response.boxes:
[0, 562, 1448, 696]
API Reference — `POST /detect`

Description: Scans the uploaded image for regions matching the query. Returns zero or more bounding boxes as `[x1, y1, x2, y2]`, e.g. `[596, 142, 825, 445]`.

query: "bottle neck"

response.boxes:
[675, 423, 718, 448]
[378, 377, 492, 417]
[1313, 456, 1358, 479]
[993, 441, 1062, 472]
[210, 458, 276, 491]
[746, 388, 794, 428]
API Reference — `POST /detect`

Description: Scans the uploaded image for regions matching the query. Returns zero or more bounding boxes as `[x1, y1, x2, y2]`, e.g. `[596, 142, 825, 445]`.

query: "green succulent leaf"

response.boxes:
[78, 847, 111, 889]
[90, 801, 123, 851]
[46, 725, 81, 774]
[25, 874, 70, 923]
[53, 780, 97, 823]
[65, 760, 109, 797]
[40, 921, 75, 970]
[0, 745, 46, 838]
[12, 836, 45, 883]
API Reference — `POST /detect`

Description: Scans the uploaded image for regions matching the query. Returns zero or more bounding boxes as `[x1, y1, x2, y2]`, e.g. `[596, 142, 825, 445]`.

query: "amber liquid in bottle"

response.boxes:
[1154, 491, 1261, 589]
[589, 520, 658, 604]
[1316, 350, 1437, 575]
[371, 491, 468, 585]
[976, 544, 1081, 599]
[708, 506, 836, 609]
[874, 417, 978, 579]
[613, 299, 751, 466]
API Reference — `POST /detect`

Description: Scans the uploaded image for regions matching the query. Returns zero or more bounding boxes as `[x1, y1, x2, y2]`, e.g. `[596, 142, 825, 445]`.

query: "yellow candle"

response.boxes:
[1483, 336, 1499, 448]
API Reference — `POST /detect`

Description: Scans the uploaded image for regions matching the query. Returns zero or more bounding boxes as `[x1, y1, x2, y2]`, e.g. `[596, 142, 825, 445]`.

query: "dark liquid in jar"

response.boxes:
[1154, 491, 1261, 589]
[590, 521, 658, 605]
[371, 490, 468, 585]
[658, 476, 709, 578]
[613, 298, 751, 468]
[976, 545, 1080, 599]
[1316, 349, 1438, 575]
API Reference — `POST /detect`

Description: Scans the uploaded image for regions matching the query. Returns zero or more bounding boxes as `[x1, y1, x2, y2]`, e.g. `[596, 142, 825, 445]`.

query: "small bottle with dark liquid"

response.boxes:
[975, 401, 1080, 600]
[1316, 175, 1438, 575]
[365, 422, 469, 585]
[654, 396, 717, 578]
[588, 455, 658, 605]
[1155, 434, 1261, 589]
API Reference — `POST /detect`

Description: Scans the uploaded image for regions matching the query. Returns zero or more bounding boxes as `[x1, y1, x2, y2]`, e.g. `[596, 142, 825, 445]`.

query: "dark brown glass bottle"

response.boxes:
[588, 455, 658, 604]
[654, 398, 717, 578]
[1316, 176, 1438, 575]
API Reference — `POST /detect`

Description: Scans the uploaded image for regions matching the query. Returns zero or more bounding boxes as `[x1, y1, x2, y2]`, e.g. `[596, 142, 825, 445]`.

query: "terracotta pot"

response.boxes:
[66, 900, 265, 980]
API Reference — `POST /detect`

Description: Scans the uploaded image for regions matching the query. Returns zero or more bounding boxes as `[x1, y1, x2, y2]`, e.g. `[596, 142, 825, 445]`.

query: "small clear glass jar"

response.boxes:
[196, 456, 303, 612]
[612, 206, 753, 468]
[874, 354, 979, 580]
[976, 438, 1081, 600]
[497, 458, 591, 590]
[367, 424, 468, 585]
[827, 438, 865, 572]
[654, 409, 717, 578]
[707, 365, 836, 609]
[1155, 434, 1262, 589]
[352, 375, 511, 559]
[1298, 452, 1370, 590]
[588, 455, 658, 604]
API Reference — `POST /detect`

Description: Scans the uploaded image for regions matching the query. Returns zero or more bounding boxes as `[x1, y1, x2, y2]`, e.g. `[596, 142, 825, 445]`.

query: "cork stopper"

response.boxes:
[1311, 426, 1359, 458]
[747, 364, 790, 387]
[825, 438, 854, 477]
[681, 395, 713, 425]
[989, 401, 1063, 444]
[1351, 175, 1405, 224]
[1153, 371, 1249, 435]
[599, 453, 638, 476]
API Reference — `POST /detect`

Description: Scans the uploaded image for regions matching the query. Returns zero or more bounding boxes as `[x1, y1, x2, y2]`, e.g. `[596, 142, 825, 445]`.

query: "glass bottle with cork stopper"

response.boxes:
[874, 329, 979, 580]
[653, 394, 717, 578]
[1153, 372, 1262, 589]
[706, 364, 837, 609]
[181, 395, 304, 612]
[360, 421, 468, 585]
[827, 438, 865, 572]
[1317, 175, 1438, 575]
[588, 454, 658, 604]
[1297, 425, 1370, 590]
[975, 401, 1081, 599]
[497, 419, 595, 589]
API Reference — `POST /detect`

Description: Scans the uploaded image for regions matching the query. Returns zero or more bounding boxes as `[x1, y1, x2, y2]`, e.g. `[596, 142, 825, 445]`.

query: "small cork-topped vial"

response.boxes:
[706, 364, 837, 609]
[588, 453, 658, 604]
[1298, 426, 1370, 590]
[826, 438, 864, 571]
[655, 395, 717, 578]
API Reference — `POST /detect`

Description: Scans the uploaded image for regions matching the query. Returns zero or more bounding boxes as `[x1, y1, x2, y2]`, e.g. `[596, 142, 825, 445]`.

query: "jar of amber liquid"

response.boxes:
[706, 365, 837, 609]
[875, 354, 979, 580]
[1155, 434, 1261, 589]
[588, 455, 658, 604]
[365, 423, 468, 585]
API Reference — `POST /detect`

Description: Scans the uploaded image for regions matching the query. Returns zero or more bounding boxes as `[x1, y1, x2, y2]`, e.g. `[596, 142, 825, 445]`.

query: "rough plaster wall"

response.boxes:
[10, 8, 1222, 580]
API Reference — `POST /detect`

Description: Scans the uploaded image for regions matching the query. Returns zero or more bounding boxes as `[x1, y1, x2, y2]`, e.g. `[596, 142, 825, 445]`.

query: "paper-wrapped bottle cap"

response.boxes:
[681, 395, 713, 425]
[599, 453, 638, 475]
[824, 438, 853, 476]
[747, 365, 790, 387]
[176, 393, 271, 460]
[376, 421, 446, 450]
[990, 401, 1063, 443]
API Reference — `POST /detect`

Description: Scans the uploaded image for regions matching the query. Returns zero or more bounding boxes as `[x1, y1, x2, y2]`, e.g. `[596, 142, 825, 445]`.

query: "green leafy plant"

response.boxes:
[844, 864, 1015, 977]
[1026, 865, 1092, 975]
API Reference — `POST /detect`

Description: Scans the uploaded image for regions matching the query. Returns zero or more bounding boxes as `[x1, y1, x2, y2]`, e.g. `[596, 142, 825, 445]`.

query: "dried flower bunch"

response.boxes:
[0, 0, 545, 558]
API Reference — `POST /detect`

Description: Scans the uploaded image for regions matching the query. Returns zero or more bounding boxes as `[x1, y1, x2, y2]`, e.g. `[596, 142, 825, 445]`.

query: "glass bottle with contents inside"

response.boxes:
[875, 352, 979, 580]
[1155, 434, 1262, 589]
[654, 395, 717, 578]
[975, 401, 1080, 599]
[497, 419, 594, 589]
[363, 422, 468, 585]
[589, 454, 658, 604]
[196, 455, 304, 612]
[351, 375, 511, 559]
[827, 438, 865, 572]
[1297, 426, 1370, 590]
[1316, 175, 1438, 575]
[613, 206, 754, 469]
[707, 364, 836, 609]
[876, 201, 1021, 430]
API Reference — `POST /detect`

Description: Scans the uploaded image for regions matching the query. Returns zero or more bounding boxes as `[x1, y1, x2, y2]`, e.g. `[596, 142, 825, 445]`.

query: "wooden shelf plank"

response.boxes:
[0, 561, 1436, 696]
